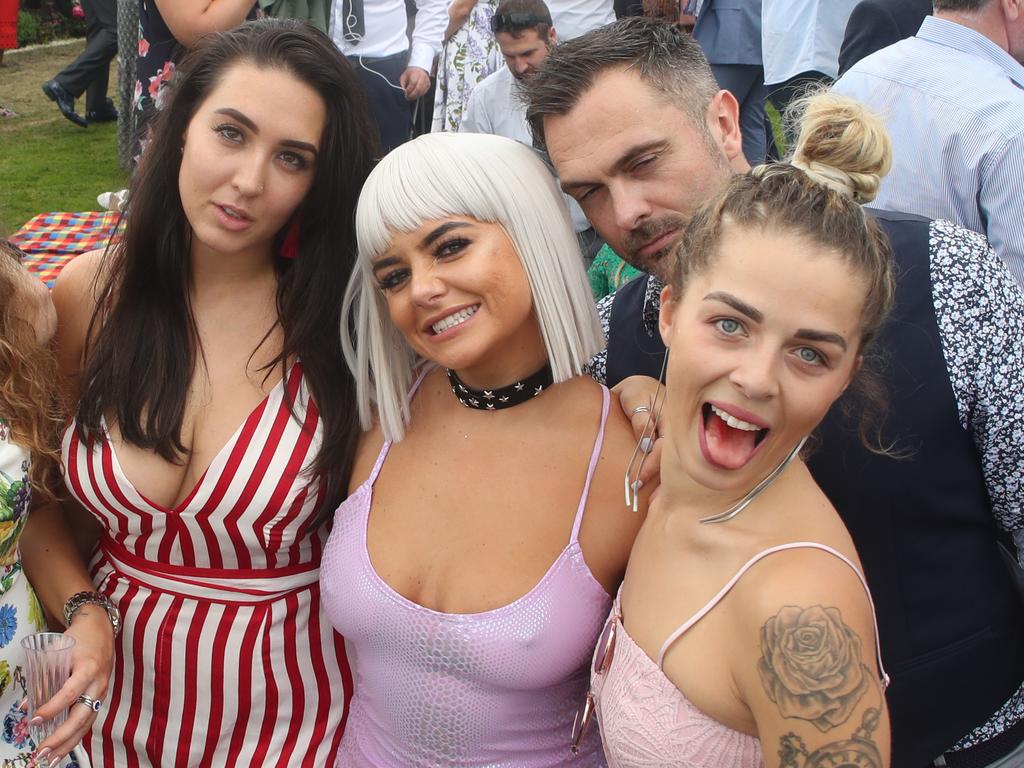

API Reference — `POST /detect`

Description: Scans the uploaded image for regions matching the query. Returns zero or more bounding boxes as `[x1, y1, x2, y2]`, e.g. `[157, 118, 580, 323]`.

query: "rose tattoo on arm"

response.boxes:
[758, 605, 872, 732]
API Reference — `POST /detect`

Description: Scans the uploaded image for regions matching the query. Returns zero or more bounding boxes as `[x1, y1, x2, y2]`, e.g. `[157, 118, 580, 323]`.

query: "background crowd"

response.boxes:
[0, 1, 1023, 768]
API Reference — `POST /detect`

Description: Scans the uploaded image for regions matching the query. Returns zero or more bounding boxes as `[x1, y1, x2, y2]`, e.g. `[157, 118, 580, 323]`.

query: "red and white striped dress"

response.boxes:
[61, 363, 351, 767]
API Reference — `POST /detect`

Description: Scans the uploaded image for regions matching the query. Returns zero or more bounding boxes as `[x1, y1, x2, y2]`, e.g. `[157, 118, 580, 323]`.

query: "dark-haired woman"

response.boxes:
[50, 20, 378, 766]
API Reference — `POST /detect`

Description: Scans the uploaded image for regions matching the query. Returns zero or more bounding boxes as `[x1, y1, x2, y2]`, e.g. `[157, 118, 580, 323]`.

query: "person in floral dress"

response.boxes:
[0, 242, 111, 768]
[133, 1, 256, 150]
[431, 0, 503, 132]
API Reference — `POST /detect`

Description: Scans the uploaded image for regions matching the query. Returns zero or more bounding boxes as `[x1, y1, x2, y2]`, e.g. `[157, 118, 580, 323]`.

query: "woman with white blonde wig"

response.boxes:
[320, 132, 647, 767]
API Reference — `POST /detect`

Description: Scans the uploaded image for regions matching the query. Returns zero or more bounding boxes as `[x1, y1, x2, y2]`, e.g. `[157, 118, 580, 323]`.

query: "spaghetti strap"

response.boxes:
[569, 386, 611, 544]
[366, 366, 434, 487]
[656, 542, 890, 688]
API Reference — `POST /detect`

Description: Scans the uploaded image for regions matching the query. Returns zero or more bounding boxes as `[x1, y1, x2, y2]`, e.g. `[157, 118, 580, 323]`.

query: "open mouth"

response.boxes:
[429, 304, 479, 335]
[700, 402, 769, 470]
[220, 205, 249, 221]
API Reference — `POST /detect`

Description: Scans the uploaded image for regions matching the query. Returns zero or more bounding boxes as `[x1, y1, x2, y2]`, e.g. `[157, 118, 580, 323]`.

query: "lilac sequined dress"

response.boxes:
[321, 387, 613, 767]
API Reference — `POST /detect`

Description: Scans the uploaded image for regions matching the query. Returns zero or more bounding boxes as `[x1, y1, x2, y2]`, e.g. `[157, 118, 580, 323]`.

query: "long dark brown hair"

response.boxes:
[76, 20, 380, 519]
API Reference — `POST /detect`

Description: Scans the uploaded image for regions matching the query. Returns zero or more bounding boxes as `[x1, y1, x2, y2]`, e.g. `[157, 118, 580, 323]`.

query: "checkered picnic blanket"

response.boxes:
[9, 211, 122, 287]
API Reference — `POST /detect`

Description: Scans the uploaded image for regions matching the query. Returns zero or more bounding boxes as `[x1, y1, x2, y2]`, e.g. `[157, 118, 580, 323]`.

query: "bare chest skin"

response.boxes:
[350, 369, 644, 616]
[618, 479, 857, 736]
[108, 286, 284, 509]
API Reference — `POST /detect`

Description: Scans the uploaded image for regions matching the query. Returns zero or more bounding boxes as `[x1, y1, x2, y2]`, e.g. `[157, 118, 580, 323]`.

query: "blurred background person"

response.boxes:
[0, 0, 16, 118]
[332, 0, 447, 152]
[134, 0, 256, 141]
[761, 0, 859, 154]
[42, 0, 119, 127]
[431, 0, 502, 132]
[693, 0, 767, 165]
[459, 0, 603, 264]
[833, 0, 1024, 288]
[260, 0, 331, 31]
[837, 0, 931, 76]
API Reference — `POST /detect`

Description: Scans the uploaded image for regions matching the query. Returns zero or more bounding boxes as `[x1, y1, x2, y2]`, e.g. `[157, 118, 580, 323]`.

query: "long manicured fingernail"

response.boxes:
[30, 716, 44, 726]
[639, 437, 654, 454]
[49, 757, 63, 768]
[33, 747, 51, 764]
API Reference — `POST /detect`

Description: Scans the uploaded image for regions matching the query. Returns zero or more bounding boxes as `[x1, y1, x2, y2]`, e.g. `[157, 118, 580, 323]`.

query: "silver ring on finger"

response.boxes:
[630, 405, 652, 416]
[75, 694, 103, 712]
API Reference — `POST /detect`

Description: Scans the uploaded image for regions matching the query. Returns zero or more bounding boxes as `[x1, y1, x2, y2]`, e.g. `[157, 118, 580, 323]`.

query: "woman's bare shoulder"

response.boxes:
[52, 249, 107, 325]
[728, 544, 890, 767]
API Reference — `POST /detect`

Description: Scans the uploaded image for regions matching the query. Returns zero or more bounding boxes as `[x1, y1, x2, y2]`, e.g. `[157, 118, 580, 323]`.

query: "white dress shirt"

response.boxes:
[546, 0, 615, 40]
[834, 16, 1024, 287]
[330, 0, 447, 72]
[460, 66, 591, 233]
[762, 0, 860, 84]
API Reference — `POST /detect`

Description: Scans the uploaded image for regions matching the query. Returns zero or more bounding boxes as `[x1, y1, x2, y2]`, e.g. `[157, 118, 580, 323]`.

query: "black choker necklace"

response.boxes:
[446, 365, 554, 410]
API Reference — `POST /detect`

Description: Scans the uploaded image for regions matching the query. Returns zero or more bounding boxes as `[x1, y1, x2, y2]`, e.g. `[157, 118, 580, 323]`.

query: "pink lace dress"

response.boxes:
[591, 542, 889, 768]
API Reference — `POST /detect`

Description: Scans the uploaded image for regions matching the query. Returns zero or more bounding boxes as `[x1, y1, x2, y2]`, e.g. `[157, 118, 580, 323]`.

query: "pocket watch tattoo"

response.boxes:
[779, 707, 883, 768]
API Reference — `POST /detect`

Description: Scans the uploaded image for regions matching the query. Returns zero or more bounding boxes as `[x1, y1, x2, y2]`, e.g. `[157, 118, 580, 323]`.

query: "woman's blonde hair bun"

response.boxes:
[787, 89, 893, 204]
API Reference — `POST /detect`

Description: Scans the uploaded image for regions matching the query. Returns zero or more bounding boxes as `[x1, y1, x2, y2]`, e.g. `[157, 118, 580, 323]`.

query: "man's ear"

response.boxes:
[659, 283, 678, 347]
[707, 90, 746, 170]
[548, 26, 558, 45]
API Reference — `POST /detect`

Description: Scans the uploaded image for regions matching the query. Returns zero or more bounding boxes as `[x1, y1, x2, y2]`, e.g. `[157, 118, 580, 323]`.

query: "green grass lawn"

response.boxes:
[0, 40, 127, 233]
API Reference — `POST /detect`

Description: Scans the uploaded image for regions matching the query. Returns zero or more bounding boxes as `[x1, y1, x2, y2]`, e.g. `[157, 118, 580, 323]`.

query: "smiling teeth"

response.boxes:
[710, 405, 762, 432]
[432, 305, 479, 334]
[223, 207, 245, 220]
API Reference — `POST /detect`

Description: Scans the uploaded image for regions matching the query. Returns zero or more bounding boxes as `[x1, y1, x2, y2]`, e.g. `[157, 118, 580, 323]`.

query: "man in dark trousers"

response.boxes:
[525, 18, 1024, 767]
[42, 0, 118, 127]
[838, 0, 933, 75]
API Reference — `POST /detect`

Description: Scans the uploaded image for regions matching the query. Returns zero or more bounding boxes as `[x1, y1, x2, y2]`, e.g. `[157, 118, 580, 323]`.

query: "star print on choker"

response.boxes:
[446, 364, 554, 411]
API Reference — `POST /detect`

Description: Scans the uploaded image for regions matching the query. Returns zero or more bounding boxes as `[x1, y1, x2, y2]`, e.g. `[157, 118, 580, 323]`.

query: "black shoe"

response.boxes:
[42, 80, 87, 127]
[86, 98, 118, 124]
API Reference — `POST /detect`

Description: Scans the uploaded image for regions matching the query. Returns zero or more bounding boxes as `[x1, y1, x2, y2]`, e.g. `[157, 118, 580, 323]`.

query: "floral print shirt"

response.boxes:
[0, 419, 57, 768]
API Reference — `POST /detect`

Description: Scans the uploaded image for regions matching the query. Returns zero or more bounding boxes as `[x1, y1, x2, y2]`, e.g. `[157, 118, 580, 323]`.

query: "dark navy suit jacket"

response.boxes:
[838, 0, 932, 75]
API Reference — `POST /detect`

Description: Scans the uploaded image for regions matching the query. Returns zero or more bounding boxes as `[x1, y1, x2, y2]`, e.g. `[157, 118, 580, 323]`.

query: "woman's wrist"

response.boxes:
[64, 591, 121, 636]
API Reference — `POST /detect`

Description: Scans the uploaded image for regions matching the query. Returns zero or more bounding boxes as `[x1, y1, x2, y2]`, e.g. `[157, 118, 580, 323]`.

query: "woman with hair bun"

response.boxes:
[575, 92, 895, 768]
[324, 131, 646, 766]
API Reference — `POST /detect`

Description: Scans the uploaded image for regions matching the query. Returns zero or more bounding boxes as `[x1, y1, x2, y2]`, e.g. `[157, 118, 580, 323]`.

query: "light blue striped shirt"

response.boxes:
[833, 16, 1024, 286]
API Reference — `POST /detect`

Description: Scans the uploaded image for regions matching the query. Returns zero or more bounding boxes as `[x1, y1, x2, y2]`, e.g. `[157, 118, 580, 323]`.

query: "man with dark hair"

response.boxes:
[834, 0, 1024, 287]
[460, 0, 601, 261]
[838, 0, 932, 76]
[524, 17, 1024, 767]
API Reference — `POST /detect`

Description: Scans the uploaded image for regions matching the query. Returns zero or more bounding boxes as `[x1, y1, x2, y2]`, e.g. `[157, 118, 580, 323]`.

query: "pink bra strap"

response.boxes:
[656, 542, 890, 689]
[569, 386, 611, 544]
[366, 366, 433, 486]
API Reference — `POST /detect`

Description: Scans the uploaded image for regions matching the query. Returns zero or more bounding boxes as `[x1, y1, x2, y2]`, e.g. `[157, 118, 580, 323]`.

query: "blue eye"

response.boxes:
[797, 347, 823, 365]
[715, 318, 742, 335]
